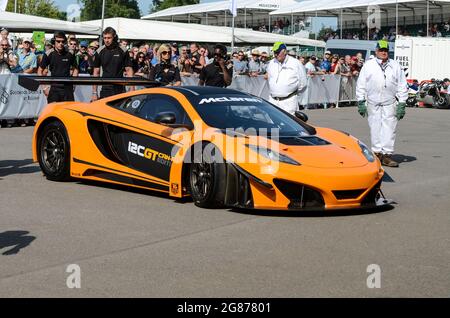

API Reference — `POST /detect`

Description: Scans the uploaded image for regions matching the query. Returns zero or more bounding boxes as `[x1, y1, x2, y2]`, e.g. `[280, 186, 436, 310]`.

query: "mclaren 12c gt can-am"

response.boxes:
[23, 77, 391, 211]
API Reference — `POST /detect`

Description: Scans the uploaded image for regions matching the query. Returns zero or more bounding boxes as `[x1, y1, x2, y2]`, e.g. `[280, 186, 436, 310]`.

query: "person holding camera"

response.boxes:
[149, 44, 181, 86]
[92, 27, 134, 100]
[178, 46, 193, 76]
[0, 39, 17, 74]
[38, 31, 79, 103]
[198, 44, 232, 88]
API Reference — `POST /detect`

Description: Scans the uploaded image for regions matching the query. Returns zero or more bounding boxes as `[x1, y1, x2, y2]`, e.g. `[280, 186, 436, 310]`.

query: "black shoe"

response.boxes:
[381, 154, 399, 167]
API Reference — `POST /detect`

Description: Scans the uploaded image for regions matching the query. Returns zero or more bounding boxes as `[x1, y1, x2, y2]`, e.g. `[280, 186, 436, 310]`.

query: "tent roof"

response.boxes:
[79, 18, 325, 47]
[142, 0, 300, 20]
[270, 0, 450, 15]
[0, 11, 101, 35]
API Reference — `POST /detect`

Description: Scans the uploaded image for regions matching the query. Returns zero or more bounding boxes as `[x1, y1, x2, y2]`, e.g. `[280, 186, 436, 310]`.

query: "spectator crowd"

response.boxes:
[0, 24, 371, 127]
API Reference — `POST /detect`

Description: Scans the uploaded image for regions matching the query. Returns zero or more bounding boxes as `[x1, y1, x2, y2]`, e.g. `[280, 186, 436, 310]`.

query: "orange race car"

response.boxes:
[21, 77, 391, 211]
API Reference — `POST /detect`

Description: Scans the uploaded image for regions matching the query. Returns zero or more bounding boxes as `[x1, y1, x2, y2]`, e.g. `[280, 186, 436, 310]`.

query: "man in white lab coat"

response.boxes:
[356, 40, 408, 167]
[266, 42, 307, 115]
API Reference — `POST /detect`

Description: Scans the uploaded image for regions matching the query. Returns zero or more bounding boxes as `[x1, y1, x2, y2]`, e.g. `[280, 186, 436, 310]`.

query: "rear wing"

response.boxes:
[18, 75, 162, 91]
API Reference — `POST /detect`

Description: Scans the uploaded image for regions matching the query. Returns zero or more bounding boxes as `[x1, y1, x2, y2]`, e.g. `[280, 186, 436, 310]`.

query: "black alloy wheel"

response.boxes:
[38, 121, 71, 181]
[189, 143, 226, 208]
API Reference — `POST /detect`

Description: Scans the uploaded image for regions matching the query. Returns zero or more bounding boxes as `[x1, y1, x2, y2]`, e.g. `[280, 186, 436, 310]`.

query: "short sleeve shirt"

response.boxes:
[18, 50, 37, 72]
[199, 62, 233, 87]
[40, 49, 77, 77]
[93, 44, 133, 77]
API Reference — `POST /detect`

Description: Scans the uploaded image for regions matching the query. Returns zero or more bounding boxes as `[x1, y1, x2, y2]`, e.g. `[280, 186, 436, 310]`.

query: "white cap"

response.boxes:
[22, 37, 32, 43]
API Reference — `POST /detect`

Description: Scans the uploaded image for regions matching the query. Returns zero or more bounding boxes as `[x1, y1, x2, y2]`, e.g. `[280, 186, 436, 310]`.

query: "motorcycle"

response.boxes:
[417, 79, 450, 109]
[406, 87, 418, 107]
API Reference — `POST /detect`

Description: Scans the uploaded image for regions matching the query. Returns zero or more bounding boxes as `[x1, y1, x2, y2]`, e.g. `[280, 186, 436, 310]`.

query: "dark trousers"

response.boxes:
[47, 85, 75, 103]
[100, 85, 126, 99]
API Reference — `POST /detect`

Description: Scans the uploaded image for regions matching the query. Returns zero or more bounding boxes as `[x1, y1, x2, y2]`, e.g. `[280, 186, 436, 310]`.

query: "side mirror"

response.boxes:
[155, 112, 176, 125]
[294, 111, 308, 122]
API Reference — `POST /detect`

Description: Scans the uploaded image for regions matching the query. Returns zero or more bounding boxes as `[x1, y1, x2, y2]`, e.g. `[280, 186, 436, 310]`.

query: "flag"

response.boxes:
[229, 0, 237, 18]
[0, 0, 8, 12]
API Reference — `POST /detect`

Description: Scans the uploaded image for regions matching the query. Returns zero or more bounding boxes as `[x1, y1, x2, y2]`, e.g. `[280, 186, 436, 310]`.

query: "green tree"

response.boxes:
[79, 0, 141, 21]
[6, 0, 63, 20]
[152, 0, 199, 12]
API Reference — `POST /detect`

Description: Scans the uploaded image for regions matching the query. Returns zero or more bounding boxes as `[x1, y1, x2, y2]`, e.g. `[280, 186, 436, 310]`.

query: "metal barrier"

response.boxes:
[0, 74, 358, 120]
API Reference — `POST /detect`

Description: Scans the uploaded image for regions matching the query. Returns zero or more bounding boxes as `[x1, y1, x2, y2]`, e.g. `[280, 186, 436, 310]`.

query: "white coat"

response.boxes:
[356, 58, 408, 155]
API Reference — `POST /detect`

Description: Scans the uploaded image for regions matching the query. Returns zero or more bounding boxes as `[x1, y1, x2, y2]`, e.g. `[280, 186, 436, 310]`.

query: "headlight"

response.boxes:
[358, 141, 375, 162]
[246, 145, 301, 166]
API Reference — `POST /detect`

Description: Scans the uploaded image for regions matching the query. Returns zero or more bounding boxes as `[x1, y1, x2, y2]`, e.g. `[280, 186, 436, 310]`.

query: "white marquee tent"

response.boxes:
[79, 18, 325, 47]
[270, 0, 450, 37]
[142, 0, 302, 28]
[0, 11, 101, 34]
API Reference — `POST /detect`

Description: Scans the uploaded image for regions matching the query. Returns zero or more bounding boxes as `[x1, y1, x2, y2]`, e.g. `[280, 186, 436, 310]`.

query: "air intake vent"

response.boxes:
[278, 136, 330, 146]
[332, 189, 366, 200]
[273, 179, 324, 209]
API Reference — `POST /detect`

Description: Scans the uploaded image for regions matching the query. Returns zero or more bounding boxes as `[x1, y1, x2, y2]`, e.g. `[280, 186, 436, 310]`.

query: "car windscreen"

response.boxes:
[193, 95, 311, 137]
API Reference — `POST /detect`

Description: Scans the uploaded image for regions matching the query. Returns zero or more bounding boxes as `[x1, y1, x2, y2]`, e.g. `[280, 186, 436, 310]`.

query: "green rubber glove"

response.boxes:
[396, 102, 406, 120]
[358, 100, 367, 118]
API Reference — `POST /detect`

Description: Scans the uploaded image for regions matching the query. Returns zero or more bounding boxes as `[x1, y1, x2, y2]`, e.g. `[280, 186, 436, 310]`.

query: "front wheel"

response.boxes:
[37, 121, 71, 181]
[189, 143, 227, 208]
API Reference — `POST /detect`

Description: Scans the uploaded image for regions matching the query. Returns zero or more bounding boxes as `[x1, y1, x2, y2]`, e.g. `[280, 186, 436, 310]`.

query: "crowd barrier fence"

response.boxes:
[0, 74, 358, 120]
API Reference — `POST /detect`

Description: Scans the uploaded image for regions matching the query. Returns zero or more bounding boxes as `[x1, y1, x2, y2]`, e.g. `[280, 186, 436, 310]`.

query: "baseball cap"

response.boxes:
[376, 40, 389, 50]
[22, 37, 32, 43]
[80, 40, 88, 47]
[310, 55, 317, 60]
[325, 50, 332, 54]
[272, 42, 287, 54]
[443, 78, 450, 82]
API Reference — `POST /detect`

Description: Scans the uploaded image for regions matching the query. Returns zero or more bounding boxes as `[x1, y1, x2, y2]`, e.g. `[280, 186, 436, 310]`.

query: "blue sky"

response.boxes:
[54, 0, 154, 16]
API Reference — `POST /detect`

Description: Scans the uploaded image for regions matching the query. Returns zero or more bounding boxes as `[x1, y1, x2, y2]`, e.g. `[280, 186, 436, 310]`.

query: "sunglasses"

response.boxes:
[55, 40, 65, 44]
[161, 51, 170, 55]
[138, 56, 145, 59]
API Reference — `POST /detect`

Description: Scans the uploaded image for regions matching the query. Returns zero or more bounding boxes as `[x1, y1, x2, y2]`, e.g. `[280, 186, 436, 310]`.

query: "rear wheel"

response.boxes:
[435, 96, 450, 109]
[189, 143, 226, 208]
[38, 121, 71, 181]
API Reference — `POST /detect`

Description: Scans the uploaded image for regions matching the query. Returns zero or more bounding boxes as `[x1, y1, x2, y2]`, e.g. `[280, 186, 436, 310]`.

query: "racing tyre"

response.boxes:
[435, 96, 450, 109]
[406, 96, 417, 107]
[38, 121, 71, 181]
[189, 143, 227, 208]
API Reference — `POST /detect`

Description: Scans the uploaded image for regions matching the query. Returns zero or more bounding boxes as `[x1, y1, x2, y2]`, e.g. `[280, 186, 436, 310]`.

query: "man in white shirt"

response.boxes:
[265, 42, 307, 114]
[356, 40, 408, 167]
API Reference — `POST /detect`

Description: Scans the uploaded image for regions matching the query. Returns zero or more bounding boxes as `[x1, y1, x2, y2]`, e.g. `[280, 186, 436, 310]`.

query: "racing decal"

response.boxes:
[73, 158, 168, 187]
[110, 127, 180, 182]
[171, 183, 179, 195]
[86, 119, 180, 182]
[199, 97, 263, 104]
[128, 141, 173, 167]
